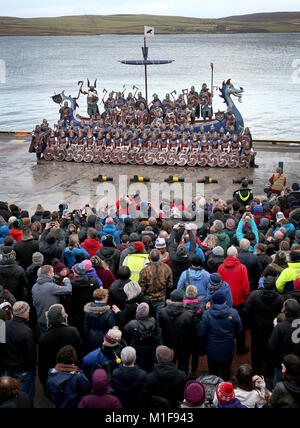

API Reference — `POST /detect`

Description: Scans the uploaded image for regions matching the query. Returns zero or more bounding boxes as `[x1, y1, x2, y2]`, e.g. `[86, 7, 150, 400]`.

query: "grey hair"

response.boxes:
[37, 267, 43, 277]
[227, 246, 238, 257]
[240, 239, 250, 251]
[124, 281, 142, 300]
[121, 347, 136, 366]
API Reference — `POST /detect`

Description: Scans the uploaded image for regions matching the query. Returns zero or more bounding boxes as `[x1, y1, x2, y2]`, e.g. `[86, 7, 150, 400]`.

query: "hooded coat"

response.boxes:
[39, 230, 65, 265]
[177, 267, 211, 306]
[80, 239, 102, 258]
[38, 323, 84, 386]
[198, 304, 243, 362]
[107, 278, 130, 310]
[0, 261, 28, 301]
[0, 226, 10, 245]
[95, 247, 120, 276]
[140, 362, 188, 409]
[84, 302, 116, 351]
[70, 275, 99, 333]
[14, 238, 39, 270]
[268, 379, 300, 408]
[62, 247, 90, 269]
[111, 364, 147, 408]
[78, 369, 122, 408]
[238, 250, 263, 291]
[218, 257, 250, 307]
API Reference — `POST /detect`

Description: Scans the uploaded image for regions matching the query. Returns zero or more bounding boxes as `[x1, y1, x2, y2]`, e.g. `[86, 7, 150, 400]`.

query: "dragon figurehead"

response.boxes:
[219, 79, 245, 134]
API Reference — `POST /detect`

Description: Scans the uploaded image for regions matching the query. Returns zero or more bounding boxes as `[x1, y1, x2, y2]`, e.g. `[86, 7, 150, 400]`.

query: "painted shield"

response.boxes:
[54, 149, 65, 162]
[240, 155, 251, 168]
[176, 153, 188, 166]
[176, 113, 187, 125]
[135, 152, 145, 165]
[93, 151, 102, 164]
[73, 150, 84, 163]
[188, 152, 198, 167]
[188, 95, 199, 108]
[119, 151, 129, 164]
[228, 154, 239, 168]
[128, 151, 137, 165]
[155, 152, 167, 165]
[102, 151, 112, 164]
[198, 153, 208, 167]
[144, 152, 155, 166]
[207, 153, 218, 168]
[199, 92, 210, 106]
[43, 147, 54, 161]
[84, 150, 94, 163]
[240, 135, 250, 145]
[215, 111, 225, 122]
[166, 152, 177, 166]
[218, 153, 229, 168]
[65, 149, 74, 162]
[111, 152, 120, 164]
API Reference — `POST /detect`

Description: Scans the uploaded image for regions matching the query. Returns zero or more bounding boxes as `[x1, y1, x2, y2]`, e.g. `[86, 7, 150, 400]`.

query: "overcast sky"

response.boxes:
[2, 0, 300, 19]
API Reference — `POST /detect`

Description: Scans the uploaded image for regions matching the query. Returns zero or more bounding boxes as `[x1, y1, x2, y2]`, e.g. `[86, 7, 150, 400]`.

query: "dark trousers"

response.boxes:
[234, 304, 247, 353]
[207, 358, 233, 382]
[176, 353, 190, 376]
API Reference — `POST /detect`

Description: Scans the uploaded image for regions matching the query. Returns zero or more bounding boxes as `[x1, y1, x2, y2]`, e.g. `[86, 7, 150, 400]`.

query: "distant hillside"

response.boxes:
[0, 12, 300, 36]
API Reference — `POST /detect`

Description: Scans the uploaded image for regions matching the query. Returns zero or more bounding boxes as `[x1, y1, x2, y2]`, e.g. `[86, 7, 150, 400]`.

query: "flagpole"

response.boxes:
[211, 63, 214, 96]
[144, 37, 148, 108]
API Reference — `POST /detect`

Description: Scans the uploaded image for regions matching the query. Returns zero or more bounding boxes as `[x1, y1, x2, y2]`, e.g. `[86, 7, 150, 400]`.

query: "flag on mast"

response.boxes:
[144, 26, 154, 37]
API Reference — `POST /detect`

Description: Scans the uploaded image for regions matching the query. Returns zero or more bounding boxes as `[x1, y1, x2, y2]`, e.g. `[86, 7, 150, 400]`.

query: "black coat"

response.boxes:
[0, 263, 28, 301]
[26, 263, 40, 289]
[159, 301, 196, 356]
[0, 391, 33, 408]
[238, 250, 263, 291]
[2, 317, 36, 373]
[38, 324, 84, 386]
[0, 202, 11, 222]
[257, 253, 273, 272]
[140, 362, 188, 409]
[39, 230, 66, 265]
[107, 278, 130, 310]
[70, 275, 99, 334]
[168, 230, 195, 288]
[111, 365, 147, 408]
[14, 238, 39, 270]
[95, 247, 120, 276]
[206, 254, 225, 273]
[115, 293, 156, 330]
[0, 285, 16, 307]
[242, 288, 284, 339]
[84, 302, 116, 352]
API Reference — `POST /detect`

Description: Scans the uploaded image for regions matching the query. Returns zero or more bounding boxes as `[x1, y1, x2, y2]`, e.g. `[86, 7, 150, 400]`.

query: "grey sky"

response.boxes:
[2, 0, 300, 19]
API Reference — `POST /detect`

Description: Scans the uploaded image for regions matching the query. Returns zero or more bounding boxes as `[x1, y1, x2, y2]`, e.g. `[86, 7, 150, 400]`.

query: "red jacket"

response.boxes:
[218, 256, 250, 307]
[81, 239, 102, 258]
[10, 229, 23, 242]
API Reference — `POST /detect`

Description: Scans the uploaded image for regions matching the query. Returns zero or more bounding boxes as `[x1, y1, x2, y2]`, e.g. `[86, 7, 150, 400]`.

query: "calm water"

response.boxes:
[0, 33, 299, 139]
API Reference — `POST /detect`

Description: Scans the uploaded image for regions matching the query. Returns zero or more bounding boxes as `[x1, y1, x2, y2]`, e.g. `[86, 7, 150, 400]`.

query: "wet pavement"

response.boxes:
[0, 135, 299, 213]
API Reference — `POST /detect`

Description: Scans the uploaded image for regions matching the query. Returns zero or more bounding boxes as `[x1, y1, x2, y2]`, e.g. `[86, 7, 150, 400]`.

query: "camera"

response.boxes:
[50, 222, 56, 228]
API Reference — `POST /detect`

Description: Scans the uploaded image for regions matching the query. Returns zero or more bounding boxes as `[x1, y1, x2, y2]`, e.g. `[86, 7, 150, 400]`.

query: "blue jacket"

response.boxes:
[185, 242, 205, 262]
[207, 282, 233, 308]
[198, 304, 243, 361]
[46, 368, 90, 408]
[99, 224, 122, 246]
[86, 268, 103, 288]
[236, 218, 259, 252]
[62, 247, 90, 269]
[177, 267, 210, 305]
[0, 226, 15, 245]
[273, 223, 295, 238]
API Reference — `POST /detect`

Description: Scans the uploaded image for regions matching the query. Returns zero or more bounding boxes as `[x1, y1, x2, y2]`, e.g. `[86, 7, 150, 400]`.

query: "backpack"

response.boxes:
[197, 374, 224, 408]
[0, 290, 13, 320]
[135, 320, 156, 345]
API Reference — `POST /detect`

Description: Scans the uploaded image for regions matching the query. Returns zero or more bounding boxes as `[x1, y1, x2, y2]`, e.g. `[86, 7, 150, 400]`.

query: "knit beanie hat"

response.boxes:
[156, 346, 174, 363]
[104, 326, 122, 346]
[105, 217, 115, 225]
[81, 259, 93, 272]
[294, 278, 300, 291]
[212, 246, 224, 257]
[177, 244, 188, 256]
[1, 248, 16, 264]
[254, 205, 263, 214]
[102, 235, 115, 248]
[8, 216, 17, 225]
[211, 290, 227, 305]
[170, 289, 184, 302]
[184, 381, 206, 406]
[210, 273, 222, 286]
[216, 383, 235, 403]
[53, 258, 67, 275]
[13, 301, 30, 317]
[72, 263, 86, 275]
[292, 183, 300, 191]
[136, 303, 149, 318]
[185, 285, 198, 300]
[155, 238, 166, 249]
[276, 212, 285, 223]
[134, 241, 145, 253]
[46, 304, 68, 328]
[225, 219, 236, 230]
[260, 218, 270, 228]
[91, 255, 102, 268]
